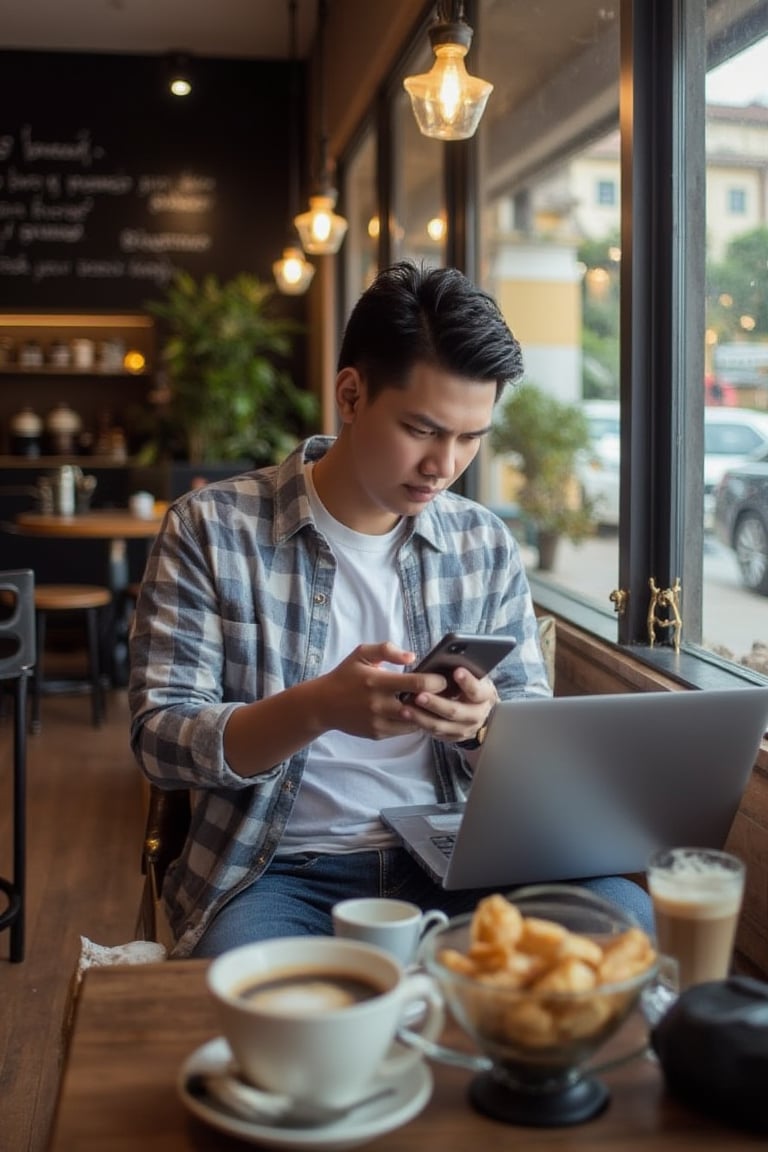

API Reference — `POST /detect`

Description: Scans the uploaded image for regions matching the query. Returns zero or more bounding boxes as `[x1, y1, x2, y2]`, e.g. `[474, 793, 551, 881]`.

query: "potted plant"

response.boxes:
[490, 382, 596, 570]
[141, 270, 318, 465]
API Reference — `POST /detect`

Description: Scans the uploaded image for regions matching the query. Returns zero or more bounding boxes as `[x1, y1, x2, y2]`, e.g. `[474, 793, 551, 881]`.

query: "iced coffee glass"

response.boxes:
[647, 847, 745, 990]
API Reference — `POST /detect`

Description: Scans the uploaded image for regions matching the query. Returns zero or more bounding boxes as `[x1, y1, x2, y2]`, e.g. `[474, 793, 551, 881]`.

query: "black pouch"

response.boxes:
[651, 976, 768, 1133]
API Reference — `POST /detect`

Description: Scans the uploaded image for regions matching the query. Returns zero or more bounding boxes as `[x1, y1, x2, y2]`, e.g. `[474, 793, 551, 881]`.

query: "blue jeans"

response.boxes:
[191, 849, 653, 957]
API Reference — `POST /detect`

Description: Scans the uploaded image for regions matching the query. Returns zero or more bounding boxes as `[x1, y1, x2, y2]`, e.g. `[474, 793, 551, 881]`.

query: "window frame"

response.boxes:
[337, 0, 768, 694]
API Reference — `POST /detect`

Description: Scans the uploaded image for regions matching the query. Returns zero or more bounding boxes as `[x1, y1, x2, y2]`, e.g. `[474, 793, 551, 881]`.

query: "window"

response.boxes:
[704, 16, 768, 666]
[597, 179, 617, 206]
[342, 122, 378, 309]
[391, 40, 445, 269]
[336, 0, 768, 689]
[476, 0, 621, 620]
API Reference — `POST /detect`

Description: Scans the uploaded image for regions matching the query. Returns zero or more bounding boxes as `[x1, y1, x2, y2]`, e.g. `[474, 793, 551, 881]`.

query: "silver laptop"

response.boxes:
[380, 688, 768, 890]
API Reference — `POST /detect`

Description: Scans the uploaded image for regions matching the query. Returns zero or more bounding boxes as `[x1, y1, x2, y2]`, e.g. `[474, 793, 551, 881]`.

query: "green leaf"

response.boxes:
[144, 271, 317, 464]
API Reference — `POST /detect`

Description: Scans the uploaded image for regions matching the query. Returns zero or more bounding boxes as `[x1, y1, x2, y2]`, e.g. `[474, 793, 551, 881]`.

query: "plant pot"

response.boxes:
[536, 530, 560, 571]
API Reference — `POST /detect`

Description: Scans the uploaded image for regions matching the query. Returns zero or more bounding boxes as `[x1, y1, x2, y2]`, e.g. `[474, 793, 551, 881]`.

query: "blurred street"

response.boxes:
[528, 531, 767, 662]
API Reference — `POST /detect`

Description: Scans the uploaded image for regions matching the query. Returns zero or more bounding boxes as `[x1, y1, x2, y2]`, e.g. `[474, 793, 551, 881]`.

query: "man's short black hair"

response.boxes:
[337, 261, 524, 402]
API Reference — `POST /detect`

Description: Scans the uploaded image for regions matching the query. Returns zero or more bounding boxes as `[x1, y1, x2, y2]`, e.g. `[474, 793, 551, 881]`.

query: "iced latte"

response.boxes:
[647, 847, 745, 990]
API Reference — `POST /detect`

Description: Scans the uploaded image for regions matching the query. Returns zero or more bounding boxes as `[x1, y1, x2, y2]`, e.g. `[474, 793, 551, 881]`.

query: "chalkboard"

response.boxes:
[0, 51, 304, 311]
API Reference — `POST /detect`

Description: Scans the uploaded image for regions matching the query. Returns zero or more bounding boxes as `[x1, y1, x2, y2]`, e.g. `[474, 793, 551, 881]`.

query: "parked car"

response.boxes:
[714, 445, 768, 595]
[577, 401, 768, 532]
[576, 400, 622, 527]
[703, 407, 768, 531]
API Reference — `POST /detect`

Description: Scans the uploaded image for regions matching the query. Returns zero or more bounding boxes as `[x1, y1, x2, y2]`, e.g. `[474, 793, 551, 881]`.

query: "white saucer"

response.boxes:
[178, 1037, 433, 1151]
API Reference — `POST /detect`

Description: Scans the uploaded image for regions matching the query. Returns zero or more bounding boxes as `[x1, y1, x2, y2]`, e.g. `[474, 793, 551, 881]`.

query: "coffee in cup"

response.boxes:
[207, 936, 444, 1110]
[647, 847, 745, 990]
[332, 898, 448, 967]
[234, 970, 382, 1012]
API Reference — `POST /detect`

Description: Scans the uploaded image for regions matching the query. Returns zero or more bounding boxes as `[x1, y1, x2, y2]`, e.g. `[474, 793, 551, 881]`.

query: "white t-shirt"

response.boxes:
[277, 463, 437, 854]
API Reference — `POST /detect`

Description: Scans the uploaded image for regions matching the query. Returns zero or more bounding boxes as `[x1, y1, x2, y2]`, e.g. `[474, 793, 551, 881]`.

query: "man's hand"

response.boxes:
[398, 666, 499, 745]
[224, 641, 499, 777]
[312, 641, 448, 740]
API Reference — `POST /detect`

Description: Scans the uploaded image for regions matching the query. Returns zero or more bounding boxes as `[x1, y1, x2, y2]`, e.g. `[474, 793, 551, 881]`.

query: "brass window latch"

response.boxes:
[647, 577, 682, 653]
[609, 588, 628, 616]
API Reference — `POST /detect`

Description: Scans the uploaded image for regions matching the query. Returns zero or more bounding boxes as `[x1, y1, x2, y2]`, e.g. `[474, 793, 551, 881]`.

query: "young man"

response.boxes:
[129, 262, 650, 957]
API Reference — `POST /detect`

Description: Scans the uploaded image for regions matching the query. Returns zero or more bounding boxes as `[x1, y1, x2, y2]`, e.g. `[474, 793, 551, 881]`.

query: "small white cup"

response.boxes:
[129, 490, 155, 519]
[207, 936, 444, 1110]
[333, 897, 449, 967]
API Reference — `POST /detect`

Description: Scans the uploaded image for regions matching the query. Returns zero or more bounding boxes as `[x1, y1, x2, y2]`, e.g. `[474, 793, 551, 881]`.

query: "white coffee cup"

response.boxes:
[206, 936, 444, 1110]
[129, 490, 155, 519]
[332, 898, 449, 967]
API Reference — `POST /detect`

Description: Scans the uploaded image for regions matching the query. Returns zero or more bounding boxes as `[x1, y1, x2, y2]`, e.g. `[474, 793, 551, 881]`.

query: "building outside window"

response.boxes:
[596, 178, 617, 206]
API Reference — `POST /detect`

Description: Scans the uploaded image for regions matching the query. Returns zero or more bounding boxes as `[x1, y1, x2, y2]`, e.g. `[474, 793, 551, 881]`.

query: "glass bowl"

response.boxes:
[414, 885, 660, 1126]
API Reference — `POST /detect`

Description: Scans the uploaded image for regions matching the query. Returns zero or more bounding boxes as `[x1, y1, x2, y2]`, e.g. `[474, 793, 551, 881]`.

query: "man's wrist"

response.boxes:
[456, 702, 497, 750]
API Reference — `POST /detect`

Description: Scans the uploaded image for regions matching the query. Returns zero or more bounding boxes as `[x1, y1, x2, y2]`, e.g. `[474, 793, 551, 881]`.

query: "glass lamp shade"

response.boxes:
[273, 246, 315, 295]
[294, 192, 349, 255]
[404, 43, 493, 141]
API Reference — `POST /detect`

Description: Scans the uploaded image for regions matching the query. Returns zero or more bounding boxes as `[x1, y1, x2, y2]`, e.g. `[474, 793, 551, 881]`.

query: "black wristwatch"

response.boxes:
[456, 704, 496, 750]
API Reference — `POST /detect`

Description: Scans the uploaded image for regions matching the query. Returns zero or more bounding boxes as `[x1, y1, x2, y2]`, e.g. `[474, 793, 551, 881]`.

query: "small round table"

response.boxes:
[15, 509, 164, 684]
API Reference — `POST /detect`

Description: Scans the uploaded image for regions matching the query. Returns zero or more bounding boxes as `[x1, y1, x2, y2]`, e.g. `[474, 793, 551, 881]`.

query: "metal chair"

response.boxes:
[0, 568, 35, 962]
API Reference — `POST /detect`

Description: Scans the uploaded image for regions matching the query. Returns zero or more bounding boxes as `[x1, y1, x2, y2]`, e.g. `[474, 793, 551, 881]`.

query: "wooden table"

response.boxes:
[14, 508, 162, 597]
[15, 509, 163, 683]
[49, 960, 759, 1151]
[15, 508, 165, 542]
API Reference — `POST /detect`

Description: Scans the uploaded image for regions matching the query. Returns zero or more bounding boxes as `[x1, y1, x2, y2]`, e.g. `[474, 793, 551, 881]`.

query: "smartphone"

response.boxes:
[399, 632, 517, 703]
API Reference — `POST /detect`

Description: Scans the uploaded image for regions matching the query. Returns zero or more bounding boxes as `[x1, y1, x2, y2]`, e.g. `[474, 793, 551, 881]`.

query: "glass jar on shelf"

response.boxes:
[9, 406, 43, 456]
[48, 340, 72, 369]
[19, 339, 44, 368]
[45, 401, 82, 455]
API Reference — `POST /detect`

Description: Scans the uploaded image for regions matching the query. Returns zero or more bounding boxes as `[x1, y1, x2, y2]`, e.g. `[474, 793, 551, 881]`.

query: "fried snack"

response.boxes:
[470, 892, 523, 948]
[518, 916, 568, 958]
[532, 956, 597, 994]
[598, 925, 655, 983]
[436, 894, 657, 1051]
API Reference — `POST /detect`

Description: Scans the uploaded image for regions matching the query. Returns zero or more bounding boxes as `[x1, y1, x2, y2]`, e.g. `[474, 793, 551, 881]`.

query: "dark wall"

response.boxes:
[0, 50, 307, 313]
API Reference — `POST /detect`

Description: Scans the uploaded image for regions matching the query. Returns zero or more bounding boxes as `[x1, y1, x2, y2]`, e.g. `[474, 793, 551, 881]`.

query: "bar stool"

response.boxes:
[30, 584, 112, 734]
[0, 568, 35, 963]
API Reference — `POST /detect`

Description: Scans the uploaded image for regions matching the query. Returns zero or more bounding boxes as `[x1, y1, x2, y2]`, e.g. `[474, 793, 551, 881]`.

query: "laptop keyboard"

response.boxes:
[430, 834, 456, 858]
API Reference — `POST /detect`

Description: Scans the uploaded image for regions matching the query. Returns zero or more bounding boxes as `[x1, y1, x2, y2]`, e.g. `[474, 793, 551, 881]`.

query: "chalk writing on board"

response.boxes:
[0, 124, 216, 291]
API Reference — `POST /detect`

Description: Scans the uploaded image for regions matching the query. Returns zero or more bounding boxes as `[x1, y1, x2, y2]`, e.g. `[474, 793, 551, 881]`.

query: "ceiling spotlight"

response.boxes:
[168, 54, 193, 97]
[403, 1, 493, 141]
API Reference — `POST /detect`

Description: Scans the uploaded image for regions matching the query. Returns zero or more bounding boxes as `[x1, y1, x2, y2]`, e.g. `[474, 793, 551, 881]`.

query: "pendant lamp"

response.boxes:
[274, 0, 315, 295]
[293, 0, 348, 255]
[403, 1, 493, 141]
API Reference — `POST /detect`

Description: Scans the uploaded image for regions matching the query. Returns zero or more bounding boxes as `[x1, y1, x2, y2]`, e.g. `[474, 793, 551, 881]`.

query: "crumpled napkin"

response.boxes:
[76, 935, 167, 983]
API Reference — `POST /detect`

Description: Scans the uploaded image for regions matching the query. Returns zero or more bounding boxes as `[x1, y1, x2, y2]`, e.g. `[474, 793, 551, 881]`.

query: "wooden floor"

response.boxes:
[0, 683, 146, 1152]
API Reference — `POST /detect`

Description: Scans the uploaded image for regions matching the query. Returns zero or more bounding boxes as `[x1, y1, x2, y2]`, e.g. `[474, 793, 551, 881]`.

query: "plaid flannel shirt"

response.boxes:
[128, 436, 551, 956]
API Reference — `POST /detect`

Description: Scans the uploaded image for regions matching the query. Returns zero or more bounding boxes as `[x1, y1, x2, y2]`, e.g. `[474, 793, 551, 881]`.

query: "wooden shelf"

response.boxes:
[0, 455, 143, 468]
[0, 367, 149, 378]
[0, 312, 155, 374]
